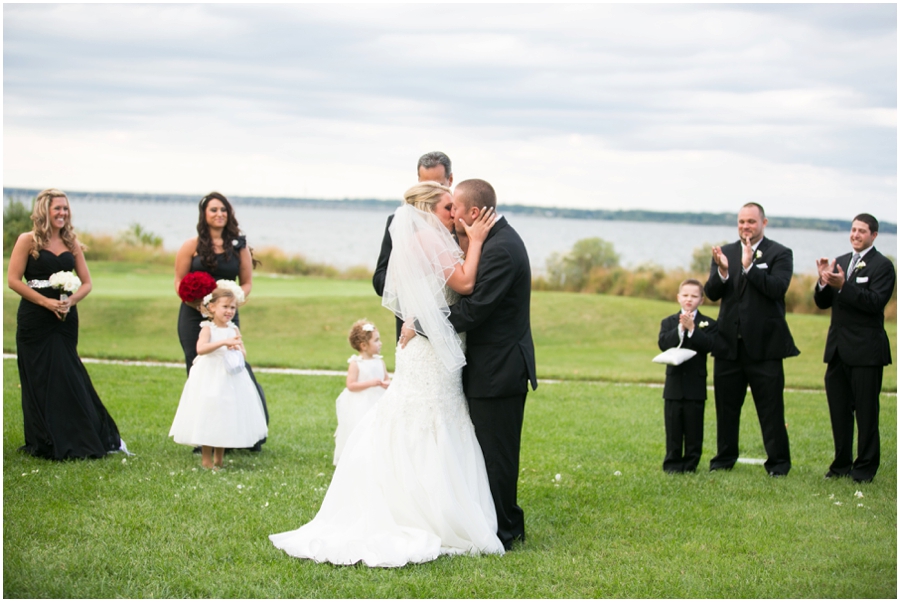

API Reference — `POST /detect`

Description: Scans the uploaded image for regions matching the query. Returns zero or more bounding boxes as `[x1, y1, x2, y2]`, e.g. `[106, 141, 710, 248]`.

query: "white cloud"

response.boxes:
[3, 3, 896, 220]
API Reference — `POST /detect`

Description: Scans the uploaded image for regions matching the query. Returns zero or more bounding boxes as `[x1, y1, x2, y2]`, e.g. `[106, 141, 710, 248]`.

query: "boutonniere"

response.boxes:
[854, 260, 866, 272]
[699, 321, 709, 328]
[754, 250, 763, 260]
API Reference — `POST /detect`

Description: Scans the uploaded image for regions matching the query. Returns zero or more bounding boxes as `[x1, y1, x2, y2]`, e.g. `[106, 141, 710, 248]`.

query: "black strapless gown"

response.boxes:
[176, 247, 268, 449]
[16, 250, 122, 460]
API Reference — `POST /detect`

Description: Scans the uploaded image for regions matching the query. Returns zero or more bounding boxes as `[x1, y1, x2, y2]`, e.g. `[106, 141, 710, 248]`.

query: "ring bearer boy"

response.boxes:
[657, 279, 718, 473]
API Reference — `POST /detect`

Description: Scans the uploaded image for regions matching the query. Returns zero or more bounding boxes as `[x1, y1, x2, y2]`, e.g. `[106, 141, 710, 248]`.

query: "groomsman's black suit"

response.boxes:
[372, 215, 403, 342]
[658, 311, 717, 473]
[448, 216, 537, 550]
[705, 237, 799, 475]
[814, 247, 895, 482]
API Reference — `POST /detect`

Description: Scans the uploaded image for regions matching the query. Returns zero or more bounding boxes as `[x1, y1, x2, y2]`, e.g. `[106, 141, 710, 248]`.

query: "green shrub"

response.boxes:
[690, 240, 729, 274]
[535, 237, 896, 320]
[3, 197, 33, 257]
[546, 237, 620, 290]
[119, 223, 163, 248]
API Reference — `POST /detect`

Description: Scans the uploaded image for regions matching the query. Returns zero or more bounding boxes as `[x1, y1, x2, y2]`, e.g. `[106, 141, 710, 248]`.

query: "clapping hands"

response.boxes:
[679, 312, 695, 333]
[711, 246, 729, 278]
[817, 258, 845, 290]
[740, 236, 754, 269]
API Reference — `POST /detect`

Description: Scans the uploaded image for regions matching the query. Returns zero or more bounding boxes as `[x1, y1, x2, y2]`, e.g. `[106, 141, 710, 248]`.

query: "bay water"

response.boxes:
[54, 198, 898, 275]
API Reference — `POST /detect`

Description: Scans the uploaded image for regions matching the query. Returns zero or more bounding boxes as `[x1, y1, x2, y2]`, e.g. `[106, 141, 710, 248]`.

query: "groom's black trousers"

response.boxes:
[467, 393, 526, 550]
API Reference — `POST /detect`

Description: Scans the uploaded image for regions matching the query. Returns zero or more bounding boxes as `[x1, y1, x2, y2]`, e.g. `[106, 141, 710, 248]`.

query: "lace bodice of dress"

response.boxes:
[386, 337, 473, 437]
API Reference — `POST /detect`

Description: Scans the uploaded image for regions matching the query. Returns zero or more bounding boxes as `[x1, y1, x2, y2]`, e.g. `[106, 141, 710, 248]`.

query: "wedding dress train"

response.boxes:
[269, 335, 503, 567]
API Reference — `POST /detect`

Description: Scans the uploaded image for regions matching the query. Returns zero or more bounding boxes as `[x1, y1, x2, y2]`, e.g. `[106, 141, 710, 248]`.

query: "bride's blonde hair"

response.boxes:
[30, 188, 85, 259]
[403, 181, 452, 213]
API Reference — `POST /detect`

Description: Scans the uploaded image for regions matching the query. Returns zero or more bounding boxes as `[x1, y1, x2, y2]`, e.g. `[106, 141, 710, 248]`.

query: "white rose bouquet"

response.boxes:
[48, 270, 82, 321]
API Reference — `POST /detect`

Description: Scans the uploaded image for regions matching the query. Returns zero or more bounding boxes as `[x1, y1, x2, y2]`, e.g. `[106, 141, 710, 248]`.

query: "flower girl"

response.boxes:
[169, 285, 268, 469]
[333, 320, 390, 465]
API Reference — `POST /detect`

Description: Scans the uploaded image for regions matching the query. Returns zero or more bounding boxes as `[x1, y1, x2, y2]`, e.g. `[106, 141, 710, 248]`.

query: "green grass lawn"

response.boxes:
[4, 262, 896, 391]
[3, 360, 895, 598]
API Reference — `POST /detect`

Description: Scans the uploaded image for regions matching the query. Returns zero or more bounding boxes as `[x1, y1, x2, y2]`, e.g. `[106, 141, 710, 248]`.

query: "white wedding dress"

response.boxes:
[270, 205, 503, 567]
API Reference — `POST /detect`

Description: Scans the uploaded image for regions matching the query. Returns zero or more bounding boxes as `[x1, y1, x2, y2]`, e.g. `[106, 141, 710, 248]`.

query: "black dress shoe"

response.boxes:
[767, 471, 786, 478]
[852, 475, 873, 484]
[709, 465, 733, 472]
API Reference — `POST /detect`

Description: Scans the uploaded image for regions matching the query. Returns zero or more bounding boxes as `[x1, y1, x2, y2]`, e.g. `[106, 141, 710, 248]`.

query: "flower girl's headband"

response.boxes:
[202, 279, 246, 306]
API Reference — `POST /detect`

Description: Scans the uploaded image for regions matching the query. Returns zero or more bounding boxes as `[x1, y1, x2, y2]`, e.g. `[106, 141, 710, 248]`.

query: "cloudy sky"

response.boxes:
[4, 3, 897, 220]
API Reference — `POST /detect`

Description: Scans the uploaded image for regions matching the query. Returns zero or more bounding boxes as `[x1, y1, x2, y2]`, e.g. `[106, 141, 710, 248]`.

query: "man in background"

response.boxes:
[373, 151, 453, 341]
[815, 213, 895, 483]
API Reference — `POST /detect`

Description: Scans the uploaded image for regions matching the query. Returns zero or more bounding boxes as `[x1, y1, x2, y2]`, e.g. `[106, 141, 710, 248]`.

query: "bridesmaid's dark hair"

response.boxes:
[196, 192, 259, 271]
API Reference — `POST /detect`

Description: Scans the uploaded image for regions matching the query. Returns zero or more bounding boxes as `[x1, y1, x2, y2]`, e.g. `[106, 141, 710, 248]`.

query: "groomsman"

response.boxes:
[373, 151, 453, 341]
[814, 213, 895, 483]
[705, 203, 800, 476]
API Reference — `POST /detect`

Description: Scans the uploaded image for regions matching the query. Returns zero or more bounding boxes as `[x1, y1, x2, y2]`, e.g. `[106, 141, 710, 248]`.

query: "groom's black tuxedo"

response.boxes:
[448, 216, 536, 549]
[704, 236, 799, 475]
[814, 246, 895, 482]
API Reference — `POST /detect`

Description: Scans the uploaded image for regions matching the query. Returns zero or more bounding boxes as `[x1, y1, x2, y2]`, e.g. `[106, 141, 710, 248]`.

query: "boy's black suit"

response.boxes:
[814, 246, 895, 482]
[658, 311, 717, 472]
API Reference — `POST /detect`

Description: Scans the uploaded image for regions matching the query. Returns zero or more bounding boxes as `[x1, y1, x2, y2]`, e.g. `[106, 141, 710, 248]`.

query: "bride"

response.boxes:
[269, 181, 503, 567]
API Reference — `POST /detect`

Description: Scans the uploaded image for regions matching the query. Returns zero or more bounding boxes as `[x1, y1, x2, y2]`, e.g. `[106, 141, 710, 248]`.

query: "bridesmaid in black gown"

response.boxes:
[174, 192, 268, 450]
[6, 188, 122, 460]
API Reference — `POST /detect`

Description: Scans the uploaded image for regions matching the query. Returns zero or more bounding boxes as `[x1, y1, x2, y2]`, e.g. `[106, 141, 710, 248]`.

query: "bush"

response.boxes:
[3, 197, 33, 256]
[546, 237, 620, 290]
[81, 232, 175, 264]
[251, 246, 370, 280]
[533, 238, 896, 321]
[690, 241, 729, 274]
[119, 223, 163, 248]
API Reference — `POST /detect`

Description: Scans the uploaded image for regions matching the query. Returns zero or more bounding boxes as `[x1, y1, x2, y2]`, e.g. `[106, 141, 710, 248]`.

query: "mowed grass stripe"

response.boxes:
[5, 282, 896, 391]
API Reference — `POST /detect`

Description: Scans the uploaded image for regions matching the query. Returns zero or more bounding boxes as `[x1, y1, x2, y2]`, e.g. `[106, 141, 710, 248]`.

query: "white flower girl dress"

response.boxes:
[333, 355, 387, 465]
[169, 321, 268, 448]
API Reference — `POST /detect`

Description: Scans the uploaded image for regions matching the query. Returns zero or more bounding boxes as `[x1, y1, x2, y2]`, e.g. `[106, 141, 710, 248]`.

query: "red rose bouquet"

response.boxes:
[178, 272, 217, 304]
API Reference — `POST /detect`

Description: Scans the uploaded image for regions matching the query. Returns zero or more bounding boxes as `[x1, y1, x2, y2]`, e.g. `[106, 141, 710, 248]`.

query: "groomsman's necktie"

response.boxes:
[848, 252, 861, 275]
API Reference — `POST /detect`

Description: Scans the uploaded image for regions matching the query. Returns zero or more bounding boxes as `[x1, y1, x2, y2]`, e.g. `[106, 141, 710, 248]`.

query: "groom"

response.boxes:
[404, 178, 537, 550]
